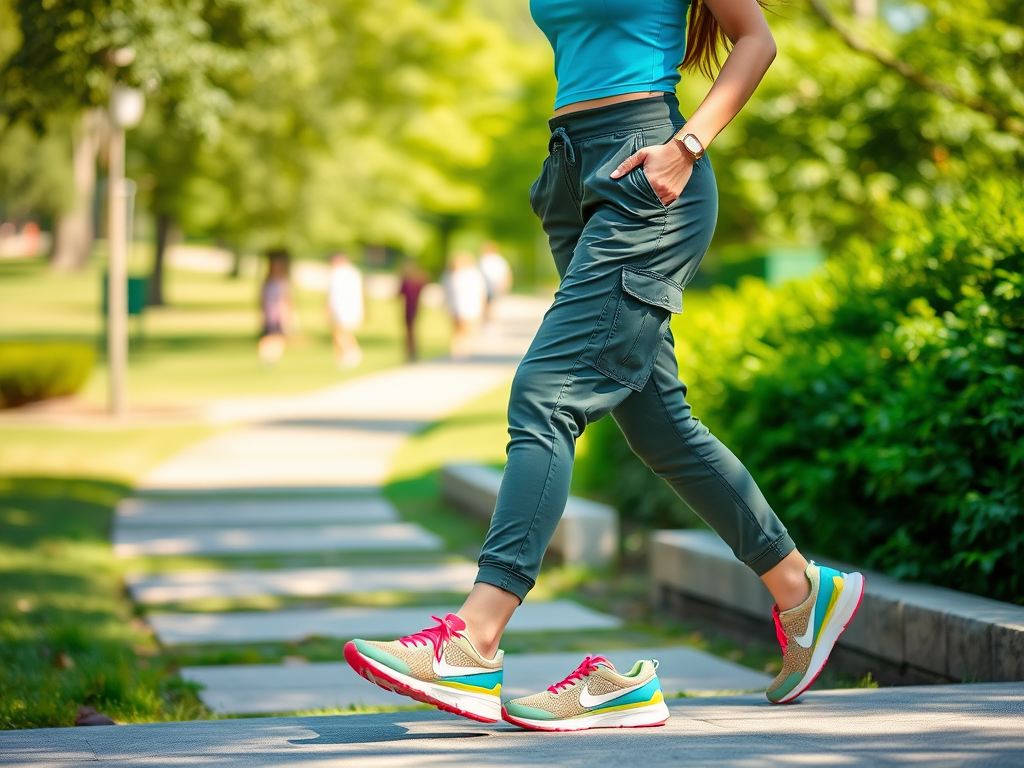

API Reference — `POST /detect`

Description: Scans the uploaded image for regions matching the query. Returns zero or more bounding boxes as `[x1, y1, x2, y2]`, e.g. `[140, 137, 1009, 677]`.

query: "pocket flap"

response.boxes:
[621, 267, 683, 314]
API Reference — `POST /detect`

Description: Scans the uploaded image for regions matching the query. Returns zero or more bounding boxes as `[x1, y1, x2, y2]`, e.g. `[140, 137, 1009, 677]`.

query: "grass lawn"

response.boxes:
[0, 477, 206, 729]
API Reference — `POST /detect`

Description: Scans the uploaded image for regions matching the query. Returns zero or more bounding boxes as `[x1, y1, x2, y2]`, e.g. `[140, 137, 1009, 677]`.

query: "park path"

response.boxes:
[112, 295, 770, 716]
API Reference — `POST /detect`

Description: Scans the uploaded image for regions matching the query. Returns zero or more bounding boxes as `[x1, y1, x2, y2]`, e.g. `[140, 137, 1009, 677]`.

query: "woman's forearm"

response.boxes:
[678, 31, 777, 149]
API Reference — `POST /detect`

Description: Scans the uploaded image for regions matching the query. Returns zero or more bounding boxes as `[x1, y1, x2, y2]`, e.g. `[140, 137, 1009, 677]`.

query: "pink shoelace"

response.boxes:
[772, 605, 788, 656]
[399, 615, 464, 663]
[547, 654, 608, 694]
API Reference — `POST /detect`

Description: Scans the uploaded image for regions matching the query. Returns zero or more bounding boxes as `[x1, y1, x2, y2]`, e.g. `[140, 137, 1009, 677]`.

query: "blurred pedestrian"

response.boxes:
[443, 251, 487, 359]
[258, 249, 292, 366]
[398, 259, 429, 361]
[478, 241, 513, 320]
[327, 253, 365, 368]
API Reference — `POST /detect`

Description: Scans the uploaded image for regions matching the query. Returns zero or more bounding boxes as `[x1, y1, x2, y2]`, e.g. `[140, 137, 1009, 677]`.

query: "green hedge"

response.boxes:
[577, 180, 1024, 604]
[0, 342, 96, 409]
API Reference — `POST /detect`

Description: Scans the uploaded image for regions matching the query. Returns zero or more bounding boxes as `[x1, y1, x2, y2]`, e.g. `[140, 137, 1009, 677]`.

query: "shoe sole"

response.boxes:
[501, 700, 670, 732]
[771, 572, 866, 705]
[343, 641, 500, 723]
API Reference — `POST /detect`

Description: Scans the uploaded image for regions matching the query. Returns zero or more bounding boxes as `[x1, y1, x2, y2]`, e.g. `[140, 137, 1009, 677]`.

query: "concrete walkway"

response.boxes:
[112, 294, 770, 716]
[4, 684, 1022, 767]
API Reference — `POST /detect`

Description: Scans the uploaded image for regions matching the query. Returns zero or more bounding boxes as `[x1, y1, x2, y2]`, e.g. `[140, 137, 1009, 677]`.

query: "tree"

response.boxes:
[165, 0, 545, 269]
[677, 0, 1024, 249]
[0, 0, 312, 270]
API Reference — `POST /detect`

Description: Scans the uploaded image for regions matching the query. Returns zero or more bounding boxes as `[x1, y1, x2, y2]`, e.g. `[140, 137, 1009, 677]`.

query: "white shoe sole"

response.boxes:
[774, 571, 866, 704]
[344, 642, 501, 723]
[502, 700, 670, 732]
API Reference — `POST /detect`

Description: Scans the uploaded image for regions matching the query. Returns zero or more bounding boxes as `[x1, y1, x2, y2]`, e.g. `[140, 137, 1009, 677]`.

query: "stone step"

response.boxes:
[181, 646, 773, 715]
[128, 563, 478, 604]
[115, 497, 399, 528]
[114, 523, 443, 558]
[148, 600, 621, 646]
[650, 529, 1024, 683]
[440, 463, 618, 568]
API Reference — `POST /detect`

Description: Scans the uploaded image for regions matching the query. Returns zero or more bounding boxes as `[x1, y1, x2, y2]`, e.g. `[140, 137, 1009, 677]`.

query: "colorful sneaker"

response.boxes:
[766, 561, 865, 704]
[501, 655, 669, 731]
[344, 613, 503, 723]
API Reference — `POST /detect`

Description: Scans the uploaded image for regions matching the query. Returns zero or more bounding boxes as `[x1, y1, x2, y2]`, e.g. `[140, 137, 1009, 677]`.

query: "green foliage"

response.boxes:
[0, 0, 305, 136]
[0, 120, 73, 222]
[0, 342, 95, 408]
[580, 181, 1024, 604]
[0, 0, 551, 269]
[683, 0, 1024, 248]
[0, 477, 207, 728]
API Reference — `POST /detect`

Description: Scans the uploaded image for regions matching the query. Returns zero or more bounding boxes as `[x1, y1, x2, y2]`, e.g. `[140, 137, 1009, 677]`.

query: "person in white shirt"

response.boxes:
[327, 253, 365, 368]
[443, 251, 488, 359]
[478, 241, 513, 320]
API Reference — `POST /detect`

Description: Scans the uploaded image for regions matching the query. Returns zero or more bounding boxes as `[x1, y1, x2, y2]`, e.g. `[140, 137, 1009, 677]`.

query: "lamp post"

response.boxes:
[106, 63, 145, 416]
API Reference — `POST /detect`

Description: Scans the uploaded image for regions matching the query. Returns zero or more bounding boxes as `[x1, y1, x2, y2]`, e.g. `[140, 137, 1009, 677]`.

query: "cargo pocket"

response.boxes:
[594, 267, 684, 391]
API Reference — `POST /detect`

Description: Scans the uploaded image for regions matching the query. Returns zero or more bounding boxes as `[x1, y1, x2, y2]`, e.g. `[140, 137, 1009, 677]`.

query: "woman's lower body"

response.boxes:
[477, 96, 793, 598]
[345, 94, 864, 727]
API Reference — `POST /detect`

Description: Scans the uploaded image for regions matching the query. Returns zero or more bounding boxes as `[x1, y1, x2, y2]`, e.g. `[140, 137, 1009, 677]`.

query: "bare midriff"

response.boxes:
[552, 91, 666, 117]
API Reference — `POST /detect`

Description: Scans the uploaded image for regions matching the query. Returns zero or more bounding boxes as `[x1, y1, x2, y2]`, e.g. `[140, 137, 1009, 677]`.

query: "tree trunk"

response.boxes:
[51, 109, 104, 271]
[148, 211, 174, 306]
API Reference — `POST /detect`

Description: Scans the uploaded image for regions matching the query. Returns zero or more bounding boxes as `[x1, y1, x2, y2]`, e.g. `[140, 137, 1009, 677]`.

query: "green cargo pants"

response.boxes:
[475, 95, 795, 601]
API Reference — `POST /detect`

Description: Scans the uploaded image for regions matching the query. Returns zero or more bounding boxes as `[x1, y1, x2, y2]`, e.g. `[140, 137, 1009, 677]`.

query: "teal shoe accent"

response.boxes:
[766, 671, 802, 703]
[812, 565, 838, 642]
[502, 701, 557, 720]
[353, 639, 410, 675]
[442, 670, 503, 690]
[591, 677, 661, 711]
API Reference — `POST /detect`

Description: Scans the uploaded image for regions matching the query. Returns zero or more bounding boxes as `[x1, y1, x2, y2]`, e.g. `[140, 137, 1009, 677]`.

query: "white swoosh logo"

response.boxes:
[432, 652, 495, 679]
[792, 600, 817, 649]
[578, 677, 651, 708]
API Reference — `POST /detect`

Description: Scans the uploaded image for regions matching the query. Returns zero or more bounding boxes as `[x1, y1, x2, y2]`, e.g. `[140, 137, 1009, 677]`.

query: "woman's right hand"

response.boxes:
[611, 141, 695, 206]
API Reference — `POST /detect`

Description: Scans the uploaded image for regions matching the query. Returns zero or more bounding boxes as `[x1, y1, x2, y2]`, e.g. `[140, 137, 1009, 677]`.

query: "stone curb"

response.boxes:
[649, 529, 1024, 683]
[439, 463, 618, 568]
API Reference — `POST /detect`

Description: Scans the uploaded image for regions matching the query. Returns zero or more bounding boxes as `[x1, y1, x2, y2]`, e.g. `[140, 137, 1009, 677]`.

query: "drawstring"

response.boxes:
[549, 126, 576, 164]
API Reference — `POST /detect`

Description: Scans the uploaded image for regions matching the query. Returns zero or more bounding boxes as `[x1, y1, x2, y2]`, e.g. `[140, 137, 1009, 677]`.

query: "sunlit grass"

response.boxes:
[0, 477, 209, 729]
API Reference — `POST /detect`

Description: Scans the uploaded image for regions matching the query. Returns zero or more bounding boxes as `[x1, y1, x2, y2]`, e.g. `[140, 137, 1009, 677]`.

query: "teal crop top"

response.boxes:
[530, 0, 691, 111]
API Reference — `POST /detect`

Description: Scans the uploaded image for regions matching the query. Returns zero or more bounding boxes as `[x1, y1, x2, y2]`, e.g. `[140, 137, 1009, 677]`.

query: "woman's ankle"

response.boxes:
[456, 582, 520, 660]
[459, 617, 501, 660]
[762, 550, 812, 612]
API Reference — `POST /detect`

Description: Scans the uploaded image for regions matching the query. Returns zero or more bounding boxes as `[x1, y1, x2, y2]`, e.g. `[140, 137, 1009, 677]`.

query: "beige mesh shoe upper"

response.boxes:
[767, 563, 820, 695]
[366, 627, 502, 683]
[506, 657, 658, 718]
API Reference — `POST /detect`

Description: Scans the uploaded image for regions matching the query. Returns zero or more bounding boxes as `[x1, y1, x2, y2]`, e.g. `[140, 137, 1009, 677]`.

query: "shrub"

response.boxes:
[578, 180, 1024, 604]
[0, 342, 96, 409]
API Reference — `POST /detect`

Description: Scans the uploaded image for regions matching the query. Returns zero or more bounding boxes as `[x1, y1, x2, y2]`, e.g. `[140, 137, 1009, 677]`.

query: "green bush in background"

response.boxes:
[578, 180, 1024, 604]
[0, 342, 96, 409]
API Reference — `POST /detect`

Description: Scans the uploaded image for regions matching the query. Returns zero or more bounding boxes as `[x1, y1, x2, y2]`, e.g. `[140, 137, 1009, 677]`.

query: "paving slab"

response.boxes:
[181, 646, 773, 715]
[115, 497, 399, 528]
[127, 563, 479, 604]
[113, 523, 443, 558]
[3, 684, 1022, 768]
[148, 600, 622, 646]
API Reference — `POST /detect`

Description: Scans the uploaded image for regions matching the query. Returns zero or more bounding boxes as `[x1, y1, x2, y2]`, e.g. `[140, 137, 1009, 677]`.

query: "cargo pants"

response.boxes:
[475, 95, 796, 601]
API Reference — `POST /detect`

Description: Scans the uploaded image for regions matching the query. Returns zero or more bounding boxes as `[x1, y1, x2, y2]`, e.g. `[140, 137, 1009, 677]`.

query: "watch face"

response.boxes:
[683, 135, 703, 156]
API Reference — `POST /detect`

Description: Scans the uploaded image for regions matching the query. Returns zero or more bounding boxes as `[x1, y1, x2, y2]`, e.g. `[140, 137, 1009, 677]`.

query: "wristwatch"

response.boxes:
[674, 132, 705, 161]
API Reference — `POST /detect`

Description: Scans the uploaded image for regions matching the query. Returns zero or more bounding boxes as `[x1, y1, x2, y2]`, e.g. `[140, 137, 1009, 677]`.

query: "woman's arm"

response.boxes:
[611, 0, 777, 204]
